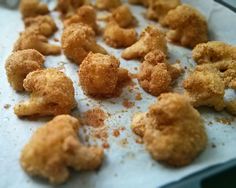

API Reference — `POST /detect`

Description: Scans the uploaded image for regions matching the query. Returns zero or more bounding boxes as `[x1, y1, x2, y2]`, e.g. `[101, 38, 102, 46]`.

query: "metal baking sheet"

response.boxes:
[0, 0, 236, 188]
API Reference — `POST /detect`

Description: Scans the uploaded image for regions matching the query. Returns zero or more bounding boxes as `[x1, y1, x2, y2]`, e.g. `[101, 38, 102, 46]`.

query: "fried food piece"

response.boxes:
[146, 0, 180, 25]
[24, 15, 57, 37]
[19, 0, 49, 18]
[183, 69, 225, 111]
[62, 24, 107, 64]
[13, 28, 61, 55]
[79, 52, 130, 97]
[109, 4, 136, 28]
[5, 49, 44, 91]
[225, 100, 236, 115]
[56, 0, 88, 16]
[20, 115, 104, 184]
[63, 5, 98, 33]
[131, 112, 147, 137]
[128, 0, 149, 7]
[195, 60, 236, 90]
[103, 22, 137, 48]
[138, 50, 182, 96]
[192, 41, 236, 64]
[122, 25, 167, 60]
[142, 93, 207, 167]
[164, 4, 208, 48]
[14, 69, 76, 117]
[96, 0, 121, 10]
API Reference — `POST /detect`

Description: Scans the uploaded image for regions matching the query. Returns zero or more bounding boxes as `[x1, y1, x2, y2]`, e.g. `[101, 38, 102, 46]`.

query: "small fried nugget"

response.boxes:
[62, 24, 107, 64]
[103, 21, 137, 48]
[79, 52, 129, 97]
[56, 0, 88, 16]
[19, 0, 49, 18]
[131, 112, 147, 137]
[96, 0, 121, 10]
[13, 28, 61, 55]
[122, 25, 167, 60]
[5, 49, 44, 91]
[128, 0, 149, 7]
[24, 15, 57, 37]
[142, 93, 207, 167]
[138, 50, 182, 96]
[146, 0, 180, 25]
[20, 115, 104, 184]
[14, 69, 76, 117]
[64, 5, 98, 33]
[164, 4, 208, 48]
[109, 4, 136, 28]
[192, 41, 236, 64]
[183, 69, 225, 111]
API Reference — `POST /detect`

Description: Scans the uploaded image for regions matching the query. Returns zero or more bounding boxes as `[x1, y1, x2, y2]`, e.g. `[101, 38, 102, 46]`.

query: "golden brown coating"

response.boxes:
[79, 52, 129, 97]
[13, 28, 61, 55]
[164, 4, 208, 48]
[19, 0, 49, 18]
[225, 100, 236, 115]
[62, 24, 107, 64]
[14, 69, 76, 117]
[192, 41, 236, 64]
[24, 15, 57, 37]
[138, 50, 182, 96]
[142, 93, 207, 167]
[103, 22, 137, 48]
[183, 69, 225, 111]
[63, 5, 98, 33]
[96, 0, 121, 10]
[122, 25, 167, 60]
[146, 0, 180, 25]
[5, 49, 44, 91]
[56, 0, 88, 16]
[195, 60, 236, 90]
[20, 115, 104, 184]
[131, 112, 147, 137]
[109, 4, 136, 28]
[128, 0, 149, 7]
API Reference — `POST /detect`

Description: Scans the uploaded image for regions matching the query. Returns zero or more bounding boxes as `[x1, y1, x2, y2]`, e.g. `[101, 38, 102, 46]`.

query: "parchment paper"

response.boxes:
[0, 0, 236, 188]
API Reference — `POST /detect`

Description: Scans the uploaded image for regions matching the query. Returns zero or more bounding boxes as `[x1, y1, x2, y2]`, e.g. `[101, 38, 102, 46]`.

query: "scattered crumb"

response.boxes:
[135, 93, 142, 101]
[122, 99, 135, 109]
[211, 143, 216, 148]
[130, 73, 138, 79]
[54, 38, 59, 42]
[102, 142, 110, 149]
[82, 107, 107, 127]
[216, 117, 234, 125]
[113, 129, 120, 137]
[4, 104, 11, 109]
[119, 138, 128, 147]
[208, 121, 213, 125]
[135, 137, 144, 144]
[134, 67, 138, 71]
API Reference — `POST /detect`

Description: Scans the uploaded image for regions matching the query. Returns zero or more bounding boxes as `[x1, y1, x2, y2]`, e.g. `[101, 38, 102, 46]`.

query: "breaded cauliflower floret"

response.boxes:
[19, 0, 49, 18]
[195, 60, 236, 90]
[14, 69, 76, 117]
[24, 15, 57, 37]
[20, 115, 104, 184]
[164, 4, 208, 48]
[56, 0, 88, 16]
[146, 0, 180, 25]
[122, 25, 167, 60]
[128, 0, 149, 7]
[103, 22, 137, 48]
[142, 93, 207, 167]
[96, 0, 121, 10]
[183, 69, 225, 111]
[63, 5, 98, 33]
[138, 50, 182, 96]
[62, 24, 107, 64]
[109, 4, 136, 28]
[5, 49, 44, 91]
[79, 52, 130, 97]
[192, 41, 236, 64]
[13, 28, 61, 55]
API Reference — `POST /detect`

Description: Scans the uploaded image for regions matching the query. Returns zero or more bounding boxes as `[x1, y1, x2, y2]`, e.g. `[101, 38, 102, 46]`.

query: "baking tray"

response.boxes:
[0, 0, 236, 188]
